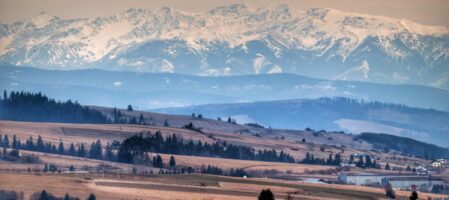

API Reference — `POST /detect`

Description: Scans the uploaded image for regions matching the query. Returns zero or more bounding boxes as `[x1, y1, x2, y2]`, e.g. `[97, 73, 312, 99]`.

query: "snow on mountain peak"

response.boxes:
[0, 4, 448, 89]
[30, 12, 58, 28]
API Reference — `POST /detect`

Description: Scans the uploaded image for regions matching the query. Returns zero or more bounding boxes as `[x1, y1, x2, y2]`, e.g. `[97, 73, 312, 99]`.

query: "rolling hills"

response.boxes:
[1, 66, 449, 112]
[154, 97, 449, 147]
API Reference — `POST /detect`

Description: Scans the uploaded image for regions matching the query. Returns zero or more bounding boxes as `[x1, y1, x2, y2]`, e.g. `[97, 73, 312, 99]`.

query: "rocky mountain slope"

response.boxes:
[0, 4, 448, 89]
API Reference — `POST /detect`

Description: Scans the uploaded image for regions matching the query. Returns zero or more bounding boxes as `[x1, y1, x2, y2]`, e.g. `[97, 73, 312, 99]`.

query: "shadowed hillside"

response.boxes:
[154, 97, 449, 147]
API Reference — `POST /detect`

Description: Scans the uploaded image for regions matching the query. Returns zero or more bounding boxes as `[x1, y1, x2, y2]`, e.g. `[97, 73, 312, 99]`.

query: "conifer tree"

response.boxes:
[37, 135, 45, 151]
[87, 193, 96, 200]
[68, 143, 76, 156]
[406, 165, 412, 171]
[169, 156, 176, 168]
[327, 154, 333, 165]
[348, 154, 354, 164]
[139, 113, 144, 125]
[258, 189, 275, 200]
[409, 191, 418, 200]
[78, 143, 86, 157]
[356, 155, 364, 168]
[58, 140, 65, 154]
[105, 142, 114, 161]
[365, 155, 373, 168]
[43, 163, 49, 172]
[153, 155, 164, 168]
[12, 135, 18, 149]
[39, 190, 49, 200]
[3, 135, 9, 148]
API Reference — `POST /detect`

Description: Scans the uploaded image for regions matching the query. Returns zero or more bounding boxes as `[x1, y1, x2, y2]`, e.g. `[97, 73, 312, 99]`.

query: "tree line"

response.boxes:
[357, 132, 449, 160]
[200, 165, 249, 177]
[1, 132, 295, 169]
[0, 134, 113, 162]
[116, 132, 296, 164]
[348, 154, 381, 169]
[0, 90, 150, 125]
[301, 152, 342, 166]
[0, 90, 109, 124]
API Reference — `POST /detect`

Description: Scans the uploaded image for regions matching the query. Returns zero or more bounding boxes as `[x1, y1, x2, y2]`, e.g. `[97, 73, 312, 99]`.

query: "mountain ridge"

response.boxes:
[1, 65, 449, 112]
[1, 4, 448, 89]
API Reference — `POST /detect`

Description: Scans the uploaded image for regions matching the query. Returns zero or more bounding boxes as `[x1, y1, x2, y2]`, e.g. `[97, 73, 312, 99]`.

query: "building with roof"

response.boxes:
[382, 177, 446, 192]
[338, 173, 394, 186]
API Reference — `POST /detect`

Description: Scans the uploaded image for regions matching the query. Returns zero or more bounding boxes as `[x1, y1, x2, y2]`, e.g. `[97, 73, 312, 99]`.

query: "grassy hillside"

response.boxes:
[154, 97, 449, 147]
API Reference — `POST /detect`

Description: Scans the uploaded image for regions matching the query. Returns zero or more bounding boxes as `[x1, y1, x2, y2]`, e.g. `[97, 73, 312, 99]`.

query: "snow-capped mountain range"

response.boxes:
[1, 4, 448, 89]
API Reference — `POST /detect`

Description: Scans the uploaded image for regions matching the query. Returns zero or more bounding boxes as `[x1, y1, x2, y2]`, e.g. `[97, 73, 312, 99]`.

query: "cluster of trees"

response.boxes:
[111, 108, 146, 125]
[301, 152, 342, 166]
[258, 189, 275, 200]
[200, 165, 249, 177]
[0, 90, 152, 126]
[0, 147, 40, 163]
[348, 154, 381, 169]
[432, 185, 449, 194]
[245, 123, 265, 129]
[31, 190, 96, 200]
[0, 190, 24, 200]
[0, 90, 109, 123]
[0, 134, 117, 163]
[116, 132, 295, 164]
[191, 113, 203, 119]
[183, 122, 203, 133]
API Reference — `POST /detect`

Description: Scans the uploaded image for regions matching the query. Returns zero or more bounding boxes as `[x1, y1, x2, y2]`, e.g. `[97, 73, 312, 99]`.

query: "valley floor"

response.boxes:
[3, 172, 446, 200]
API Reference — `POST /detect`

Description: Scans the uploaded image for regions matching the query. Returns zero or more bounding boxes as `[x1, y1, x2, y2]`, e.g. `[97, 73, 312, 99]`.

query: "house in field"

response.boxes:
[381, 176, 446, 192]
[339, 163, 356, 167]
[431, 161, 442, 168]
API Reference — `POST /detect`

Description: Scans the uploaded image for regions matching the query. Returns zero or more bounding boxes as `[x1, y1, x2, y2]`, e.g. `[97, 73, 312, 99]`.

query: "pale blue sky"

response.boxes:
[0, 0, 448, 26]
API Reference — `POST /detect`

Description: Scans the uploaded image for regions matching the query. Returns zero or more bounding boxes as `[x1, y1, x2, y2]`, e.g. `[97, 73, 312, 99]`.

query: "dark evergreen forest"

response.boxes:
[0, 90, 109, 123]
[357, 133, 449, 159]
[117, 132, 296, 164]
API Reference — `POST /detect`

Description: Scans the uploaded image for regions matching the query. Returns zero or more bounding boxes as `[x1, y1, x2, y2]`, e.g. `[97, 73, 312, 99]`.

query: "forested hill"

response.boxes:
[357, 133, 449, 159]
[155, 97, 449, 147]
[0, 90, 109, 123]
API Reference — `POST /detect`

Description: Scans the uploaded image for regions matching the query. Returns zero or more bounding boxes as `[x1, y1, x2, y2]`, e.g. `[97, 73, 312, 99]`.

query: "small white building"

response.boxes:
[431, 161, 442, 168]
[338, 173, 388, 186]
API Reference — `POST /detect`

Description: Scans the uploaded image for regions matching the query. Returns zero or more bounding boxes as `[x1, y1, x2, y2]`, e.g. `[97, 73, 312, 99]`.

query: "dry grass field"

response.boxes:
[0, 120, 428, 170]
[1, 173, 447, 200]
[0, 119, 447, 200]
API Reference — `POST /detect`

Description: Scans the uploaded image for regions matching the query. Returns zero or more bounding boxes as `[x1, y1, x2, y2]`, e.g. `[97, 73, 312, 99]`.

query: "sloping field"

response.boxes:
[0, 120, 429, 169]
[1, 173, 446, 200]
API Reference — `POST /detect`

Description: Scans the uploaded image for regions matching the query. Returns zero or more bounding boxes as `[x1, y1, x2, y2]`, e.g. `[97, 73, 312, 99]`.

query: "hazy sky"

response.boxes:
[0, 0, 448, 26]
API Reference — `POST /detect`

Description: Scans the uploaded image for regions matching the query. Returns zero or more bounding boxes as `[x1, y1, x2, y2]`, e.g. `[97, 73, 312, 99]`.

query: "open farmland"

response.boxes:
[0, 121, 426, 176]
[1, 173, 447, 200]
[0, 120, 429, 170]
